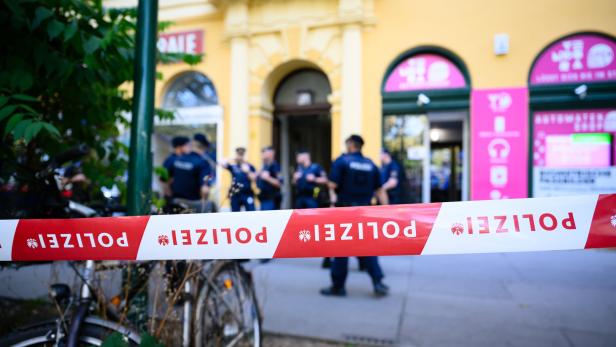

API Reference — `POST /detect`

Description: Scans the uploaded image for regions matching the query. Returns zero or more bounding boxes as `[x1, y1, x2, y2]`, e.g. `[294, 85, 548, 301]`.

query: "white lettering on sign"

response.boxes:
[450, 212, 577, 236]
[157, 30, 203, 55]
[310, 220, 417, 242]
[31, 232, 129, 249]
[158, 227, 268, 246]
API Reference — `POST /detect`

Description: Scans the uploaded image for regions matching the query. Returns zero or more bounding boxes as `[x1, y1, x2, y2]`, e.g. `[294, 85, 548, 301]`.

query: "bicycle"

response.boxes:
[0, 257, 261, 347]
[1, 148, 262, 347]
[160, 200, 262, 347]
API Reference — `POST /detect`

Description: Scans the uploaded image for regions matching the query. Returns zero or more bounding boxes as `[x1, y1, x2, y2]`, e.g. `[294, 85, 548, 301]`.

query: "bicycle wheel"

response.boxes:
[0, 319, 141, 347]
[195, 261, 261, 347]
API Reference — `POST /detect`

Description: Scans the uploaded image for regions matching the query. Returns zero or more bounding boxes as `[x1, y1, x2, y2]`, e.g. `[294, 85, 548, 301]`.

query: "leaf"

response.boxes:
[24, 121, 44, 143]
[101, 332, 127, 347]
[139, 333, 165, 347]
[84, 36, 102, 54]
[17, 103, 38, 115]
[4, 114, 25, 137]
[0, 105, 18, 122]
[42, 122, 61, 138]
[0, 96, 8, 109]
[154, 166, 169, 181]
[10, 69, 34, 91]
[47, 19, 65, 40]
[182, 54, 203, 66]
[3, 1, 21, 15]
[12, 119, 33, 140]
[32, 42, 48, 69]
[63, 21, 78, 41]
[157, 21, 175, 32]
[31, 7, 53, 30]
[12, 94, 38, 102]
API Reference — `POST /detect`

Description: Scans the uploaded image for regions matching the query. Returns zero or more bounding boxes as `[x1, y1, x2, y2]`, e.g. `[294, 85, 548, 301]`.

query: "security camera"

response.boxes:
[574, 84, 587, 99]
[417, 93, 430, 106]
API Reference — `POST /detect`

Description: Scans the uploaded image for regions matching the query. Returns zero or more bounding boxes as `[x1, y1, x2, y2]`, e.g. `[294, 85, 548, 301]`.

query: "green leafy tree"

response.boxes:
[0, 0, 199, 209]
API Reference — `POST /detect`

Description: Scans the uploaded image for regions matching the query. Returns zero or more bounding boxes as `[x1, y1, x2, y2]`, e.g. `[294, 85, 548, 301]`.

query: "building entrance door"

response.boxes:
[272, 69, 332, 208]
[274, 114, 331, 208]
[383, 111, 468, 203]
[429, 120, 463, 202]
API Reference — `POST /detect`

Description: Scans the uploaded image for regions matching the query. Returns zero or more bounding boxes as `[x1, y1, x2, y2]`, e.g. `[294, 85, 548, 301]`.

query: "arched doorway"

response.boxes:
[381, 47, 471, 203]
[528, 32, 616, 197]
[272, 68, 332, 208]
[154, 71, 224, 197]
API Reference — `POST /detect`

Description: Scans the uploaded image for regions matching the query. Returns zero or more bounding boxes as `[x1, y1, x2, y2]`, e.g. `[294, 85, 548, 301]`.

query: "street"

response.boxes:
[252, 250, 616, 347]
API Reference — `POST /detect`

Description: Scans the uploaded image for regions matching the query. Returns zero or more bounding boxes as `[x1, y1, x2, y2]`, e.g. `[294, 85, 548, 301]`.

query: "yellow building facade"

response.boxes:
[108, 0, 616, 206]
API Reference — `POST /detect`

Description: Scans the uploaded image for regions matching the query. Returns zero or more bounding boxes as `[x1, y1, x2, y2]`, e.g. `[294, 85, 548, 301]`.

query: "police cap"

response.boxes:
[345, 134, 364, 147]
[193, 133, 210, 147]
[172, 136, 190, 148]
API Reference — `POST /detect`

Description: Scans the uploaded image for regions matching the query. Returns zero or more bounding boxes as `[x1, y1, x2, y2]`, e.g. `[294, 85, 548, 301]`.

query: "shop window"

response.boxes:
[163, 72, 218, 108]
[528, 32, 616, 197]
[381, 47, 471, 203]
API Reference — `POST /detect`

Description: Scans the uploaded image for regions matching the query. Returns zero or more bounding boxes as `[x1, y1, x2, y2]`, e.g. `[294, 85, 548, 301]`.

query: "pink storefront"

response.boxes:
[381, 32, 616, 202]
[382, 47, 471, 203]
[528, 32, 616, 197]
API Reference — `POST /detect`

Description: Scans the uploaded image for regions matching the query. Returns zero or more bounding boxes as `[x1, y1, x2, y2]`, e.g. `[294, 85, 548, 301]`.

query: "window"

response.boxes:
[163, 72, 218, 108]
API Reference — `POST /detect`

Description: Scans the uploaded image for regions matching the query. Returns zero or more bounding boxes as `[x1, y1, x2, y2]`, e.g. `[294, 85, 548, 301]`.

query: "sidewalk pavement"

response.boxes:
[1, 250, 615, 346]
[251, 250, 616, 347]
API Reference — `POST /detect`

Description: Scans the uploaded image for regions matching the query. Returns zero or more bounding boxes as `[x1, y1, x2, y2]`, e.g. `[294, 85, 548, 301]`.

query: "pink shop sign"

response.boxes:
[530, 33, 616, 85]
[532, 108, 616, 168]
[471, 87, 529, 200]
[384, 54, 466, 92]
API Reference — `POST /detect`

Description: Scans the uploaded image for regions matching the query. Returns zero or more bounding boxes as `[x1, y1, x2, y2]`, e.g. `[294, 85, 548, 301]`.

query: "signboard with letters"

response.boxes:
[471, 87, 529, 200]
[530, 33, 616, 85]
[533, 167, 616, 197]
[157, 30, 204, 55]
[384, 54, 467, 92]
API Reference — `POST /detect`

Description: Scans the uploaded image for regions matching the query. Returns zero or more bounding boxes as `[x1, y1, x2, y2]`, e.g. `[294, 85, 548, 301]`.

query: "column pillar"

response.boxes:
[226, 0, 249, 152]
[229, 36, 249, 151]
[340, 23, 362, 146]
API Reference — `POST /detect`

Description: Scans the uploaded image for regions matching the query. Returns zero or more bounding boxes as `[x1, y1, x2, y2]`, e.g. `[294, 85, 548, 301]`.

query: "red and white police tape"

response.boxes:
[1, 194, 615, 261]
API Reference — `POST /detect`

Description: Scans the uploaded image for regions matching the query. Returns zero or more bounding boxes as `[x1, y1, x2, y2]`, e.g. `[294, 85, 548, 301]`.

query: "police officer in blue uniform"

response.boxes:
[257, 146, 282, 210]
[222, 147, 257, 212]
[161, 136, 190, 201]
[321, 134, 390, 297]
[293, 150, 327, 209]
[193, 133, 217, 184]
[380, 149, 402, 205]
[168, 147, 212, 209]
[163, 136, 190, 172]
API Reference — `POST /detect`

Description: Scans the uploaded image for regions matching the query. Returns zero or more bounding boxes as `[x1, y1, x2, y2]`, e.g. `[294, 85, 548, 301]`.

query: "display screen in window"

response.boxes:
[532, 109, 616, 197]
[545, 133, 612, 168]
[532, 109, 616, 168]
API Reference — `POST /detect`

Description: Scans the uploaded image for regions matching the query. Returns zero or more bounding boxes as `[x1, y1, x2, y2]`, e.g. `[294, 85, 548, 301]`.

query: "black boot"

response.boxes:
[320, 286, 347, 297]
[373, 282, 389, 297]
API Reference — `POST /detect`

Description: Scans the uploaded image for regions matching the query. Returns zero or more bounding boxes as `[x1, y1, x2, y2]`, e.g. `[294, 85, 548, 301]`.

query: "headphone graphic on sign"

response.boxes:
[488, 138, 511, 159]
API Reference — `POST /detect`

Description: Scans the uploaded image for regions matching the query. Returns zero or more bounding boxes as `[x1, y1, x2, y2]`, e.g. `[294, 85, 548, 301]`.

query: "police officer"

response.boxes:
[321, 134, 390, 297]
[380, 149, 402, 205]
[257, 146, 282, 210]
[221, 147, 257, 212]
[168, 144, 212, 212]
[293, 150, 327, 209]
[161, 136, 191, 201]
[193, 133, 217, 179]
